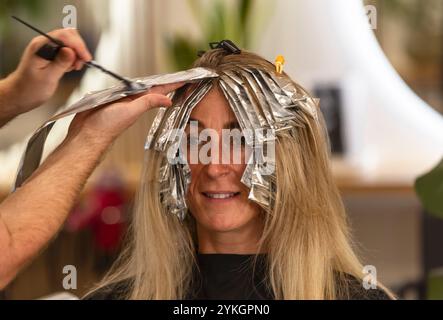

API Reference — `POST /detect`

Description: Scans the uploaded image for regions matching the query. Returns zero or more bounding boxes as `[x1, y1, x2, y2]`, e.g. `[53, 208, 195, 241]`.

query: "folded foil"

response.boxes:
[145, 66, 318, 219]
[13, 67, 218, 190]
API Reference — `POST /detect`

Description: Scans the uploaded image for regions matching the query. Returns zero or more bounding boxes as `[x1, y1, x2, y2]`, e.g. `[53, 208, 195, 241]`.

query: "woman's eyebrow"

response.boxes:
[186, 118, 240, 129]
[224, 120, 241, 130]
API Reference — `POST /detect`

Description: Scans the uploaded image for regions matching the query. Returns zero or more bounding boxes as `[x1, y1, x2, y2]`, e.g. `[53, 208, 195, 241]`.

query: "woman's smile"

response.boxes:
[201, 191, 242, 201]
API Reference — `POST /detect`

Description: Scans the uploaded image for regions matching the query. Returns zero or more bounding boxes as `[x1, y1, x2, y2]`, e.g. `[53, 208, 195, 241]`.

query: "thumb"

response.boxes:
[46, 47, 76, 78]
[128, 93, 172, 116]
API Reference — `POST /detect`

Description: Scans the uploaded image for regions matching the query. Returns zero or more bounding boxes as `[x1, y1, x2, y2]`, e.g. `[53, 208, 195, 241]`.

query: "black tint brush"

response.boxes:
[12, 16, 137, 90]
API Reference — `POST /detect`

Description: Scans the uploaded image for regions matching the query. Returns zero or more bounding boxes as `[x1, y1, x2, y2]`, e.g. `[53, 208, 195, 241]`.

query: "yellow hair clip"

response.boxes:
[275, 55, 285, 74]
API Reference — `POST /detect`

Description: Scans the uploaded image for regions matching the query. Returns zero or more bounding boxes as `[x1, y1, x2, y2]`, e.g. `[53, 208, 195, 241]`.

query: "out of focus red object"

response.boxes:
[66, 169, 129, 253]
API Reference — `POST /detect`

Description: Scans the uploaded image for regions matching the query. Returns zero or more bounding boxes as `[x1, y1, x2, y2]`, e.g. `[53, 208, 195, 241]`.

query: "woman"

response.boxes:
[85, 46, 393, 300]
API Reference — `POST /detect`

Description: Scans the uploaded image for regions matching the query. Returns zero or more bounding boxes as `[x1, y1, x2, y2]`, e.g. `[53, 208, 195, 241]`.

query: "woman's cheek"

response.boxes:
[187, 164, 201, 201]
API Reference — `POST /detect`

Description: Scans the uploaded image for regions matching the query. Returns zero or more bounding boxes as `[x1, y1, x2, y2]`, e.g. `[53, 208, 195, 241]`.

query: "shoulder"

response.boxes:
[83, 279, 132, 300]
[338, 274, 393, 300]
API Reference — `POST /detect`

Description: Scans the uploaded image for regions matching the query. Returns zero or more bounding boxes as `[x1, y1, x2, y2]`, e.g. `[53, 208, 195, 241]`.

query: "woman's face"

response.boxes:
[185, 86, 262, 233]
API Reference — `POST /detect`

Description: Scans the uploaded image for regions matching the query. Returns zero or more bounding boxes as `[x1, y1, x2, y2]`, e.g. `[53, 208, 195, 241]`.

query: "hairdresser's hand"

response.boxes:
[67, 82, 184, 146]
[3, 28, 92, 117]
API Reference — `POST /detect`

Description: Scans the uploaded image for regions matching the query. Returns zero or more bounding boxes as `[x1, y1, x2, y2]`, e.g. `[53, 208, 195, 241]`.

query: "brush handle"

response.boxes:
[35, 41, 135, 89]
[36, 43, 64, 61]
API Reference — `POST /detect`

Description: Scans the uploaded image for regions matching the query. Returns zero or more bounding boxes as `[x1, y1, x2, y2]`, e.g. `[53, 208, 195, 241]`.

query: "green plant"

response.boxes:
[0, 0, 46, 33]
[0, 0, 47, 75]
[165, 0, 267, 70]
[415, 156, 443, 219]
[427, 268, 443, 299]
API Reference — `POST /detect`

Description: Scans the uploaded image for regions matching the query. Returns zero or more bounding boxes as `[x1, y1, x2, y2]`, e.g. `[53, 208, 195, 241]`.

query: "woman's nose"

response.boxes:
[205, 163, 231, 179]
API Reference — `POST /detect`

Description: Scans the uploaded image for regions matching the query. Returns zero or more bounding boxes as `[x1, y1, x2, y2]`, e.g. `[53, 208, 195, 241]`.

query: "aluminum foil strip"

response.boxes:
[168, 81, 214, 150]
[159, 160, 191, 221]
[240, 141, 276, 209]
[243, 68, 297, 130]
[223, 70, 269, 128]
[237, 68, 277, 130]
[218, 77, 255, 146]
[233, 68, 307, 142]
[266, 71, 318, 121]
[148, 80, 213, 153]
[219, 75, 264, 138]
[252, 69, 311, 132]
[221, 71, 275, 146]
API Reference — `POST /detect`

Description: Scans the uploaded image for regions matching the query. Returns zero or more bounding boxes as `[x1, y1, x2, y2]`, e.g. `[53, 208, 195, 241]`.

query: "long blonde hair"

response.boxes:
[87, 49, 393, 299]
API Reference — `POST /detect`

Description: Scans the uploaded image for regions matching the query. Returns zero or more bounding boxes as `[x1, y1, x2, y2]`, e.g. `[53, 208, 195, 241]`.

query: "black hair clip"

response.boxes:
[209, 40, 241, 54]
[196, 39, 241, 58]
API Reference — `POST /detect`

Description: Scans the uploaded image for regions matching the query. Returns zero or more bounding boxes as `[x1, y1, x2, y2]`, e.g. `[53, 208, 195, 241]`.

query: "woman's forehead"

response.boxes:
[189, 86, 238, 127]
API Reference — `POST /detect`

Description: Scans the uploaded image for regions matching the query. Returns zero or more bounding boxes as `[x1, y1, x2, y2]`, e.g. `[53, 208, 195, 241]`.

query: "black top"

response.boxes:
[84, 253, 391, 300]
[190, 254, 272, 299]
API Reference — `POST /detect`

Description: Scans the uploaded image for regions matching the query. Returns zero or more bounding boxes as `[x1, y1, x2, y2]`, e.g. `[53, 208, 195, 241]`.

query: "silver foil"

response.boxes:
[13, 67, 218, 190]
[144, 66, 318, 218]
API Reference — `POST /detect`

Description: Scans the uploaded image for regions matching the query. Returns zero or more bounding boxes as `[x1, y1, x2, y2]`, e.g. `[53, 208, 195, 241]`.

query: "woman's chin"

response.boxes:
[201, 214, 249, 233]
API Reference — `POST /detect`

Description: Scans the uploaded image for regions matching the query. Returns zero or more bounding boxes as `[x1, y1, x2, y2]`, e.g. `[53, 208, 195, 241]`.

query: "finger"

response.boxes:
[19, 29, 92, 73]
[74, 60, 85, 71]
[125, 82, 185, 101]
[20, 35, 55, 69]
[26, 35, 53, 55]
[46, 47, 77, 76]
[129, 94, 172, 115]
[47, 28, 92, 61]
[148, 82, 185, 95]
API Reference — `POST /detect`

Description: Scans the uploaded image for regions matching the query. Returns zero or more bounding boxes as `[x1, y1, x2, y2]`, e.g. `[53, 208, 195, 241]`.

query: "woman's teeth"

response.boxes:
[203, 192, 240, 199]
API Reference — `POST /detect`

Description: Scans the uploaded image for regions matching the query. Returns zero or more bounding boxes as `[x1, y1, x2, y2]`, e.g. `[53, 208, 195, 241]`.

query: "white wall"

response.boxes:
[258, 0, 443, 183]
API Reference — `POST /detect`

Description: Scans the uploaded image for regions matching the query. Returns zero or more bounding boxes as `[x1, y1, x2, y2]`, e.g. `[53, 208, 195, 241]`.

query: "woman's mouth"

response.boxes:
[202, 192, 241, 200]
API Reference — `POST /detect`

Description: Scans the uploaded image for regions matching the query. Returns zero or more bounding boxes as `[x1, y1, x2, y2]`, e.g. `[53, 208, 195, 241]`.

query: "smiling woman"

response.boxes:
[84, 46, 394, 300]
[185, 86, 263, 252]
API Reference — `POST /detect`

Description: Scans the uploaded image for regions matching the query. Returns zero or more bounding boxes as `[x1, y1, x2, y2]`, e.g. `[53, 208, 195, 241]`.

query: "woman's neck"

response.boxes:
[196, 218, 264, 254]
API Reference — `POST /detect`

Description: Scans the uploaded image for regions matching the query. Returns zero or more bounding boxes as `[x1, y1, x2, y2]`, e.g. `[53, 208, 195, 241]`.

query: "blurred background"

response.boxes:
[0, 0, 442, 300]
